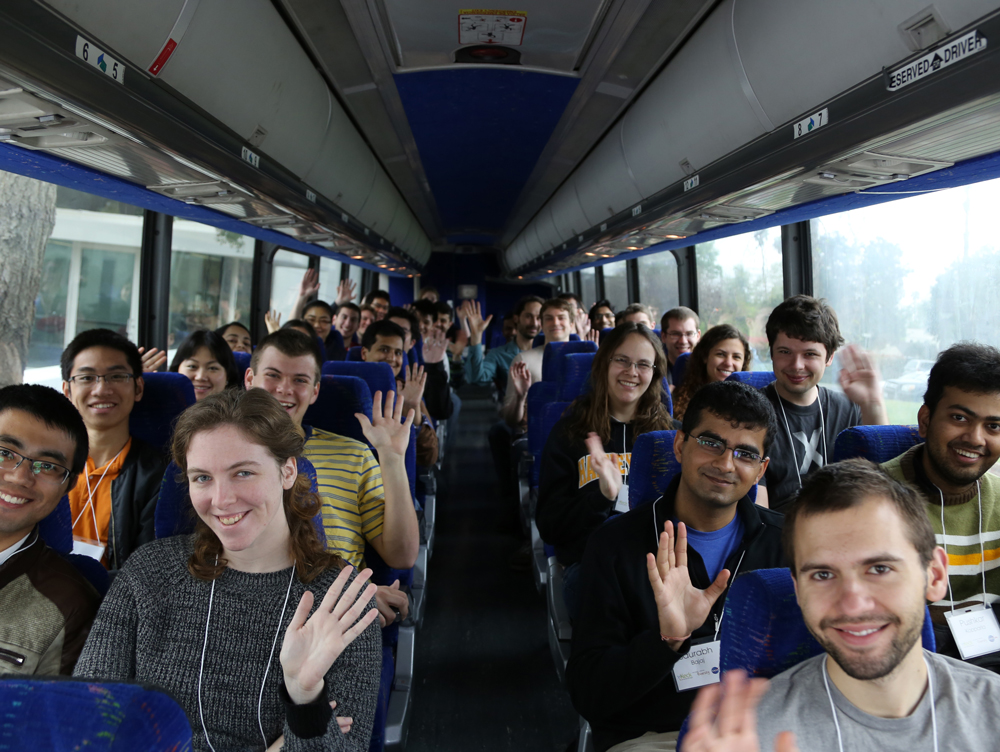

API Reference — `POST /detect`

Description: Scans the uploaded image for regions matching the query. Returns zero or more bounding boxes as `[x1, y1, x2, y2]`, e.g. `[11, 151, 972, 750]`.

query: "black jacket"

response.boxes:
[422, 361, 453, 421]
[536, 414, 636, 566]
[107, 437, 166, 572]
[566, 476, 785, 751]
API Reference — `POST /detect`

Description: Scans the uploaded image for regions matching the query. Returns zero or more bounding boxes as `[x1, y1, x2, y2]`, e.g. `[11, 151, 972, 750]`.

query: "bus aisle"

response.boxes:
[408, 385, 579, 751]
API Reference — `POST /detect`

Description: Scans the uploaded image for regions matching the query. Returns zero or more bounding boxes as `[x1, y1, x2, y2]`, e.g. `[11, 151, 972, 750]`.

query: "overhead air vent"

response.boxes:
[148, 180, 251, 205]
[803, 151, 952, 190]
[0, 85, 112, 149]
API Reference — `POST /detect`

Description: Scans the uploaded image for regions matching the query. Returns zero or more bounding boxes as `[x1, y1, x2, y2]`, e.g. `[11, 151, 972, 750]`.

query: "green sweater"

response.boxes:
[882, 444, 1000, 615]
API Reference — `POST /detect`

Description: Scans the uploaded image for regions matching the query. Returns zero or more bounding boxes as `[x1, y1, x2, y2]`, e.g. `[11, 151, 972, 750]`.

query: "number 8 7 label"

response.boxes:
[75, 35, 125, 84]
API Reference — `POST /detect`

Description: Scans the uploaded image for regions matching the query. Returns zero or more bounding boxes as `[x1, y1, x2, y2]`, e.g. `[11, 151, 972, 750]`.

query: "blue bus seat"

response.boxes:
[533, 332, 581, 348]
[726, 370, 776, 389]
[304, 375, 374, 447]
[660, 376, 673, 417]
[322, 361, 397, 404]
[628, 431, 680, 510]
[232, 350, 251, 374]
[0, 678, 192, 750]
[347, 346, 364, 361]
[37, 494, 110, 595]
[561, 352, 596, 401]
[833, 424, 922, 463]
[541, 340, 599, 382]
[129, 372, 195, 455]
[526, 382, 562, 487]
[673, 351, 690, 386]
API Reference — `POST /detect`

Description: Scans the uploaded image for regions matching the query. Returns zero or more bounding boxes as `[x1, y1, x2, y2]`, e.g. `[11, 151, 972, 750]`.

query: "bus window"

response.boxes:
[580, 267, 596, 310]
[637, 252, 679, 325]
[348, 262, 363, 296]
[602, 260, 628, 310]
[696, 227, 782, 370]
[319, 257, 343, 303]
[269, 249, 310, 323]
[169, 221, 254, 349]
[26, 184, 143, 388]
[812, 177, 1000, 422]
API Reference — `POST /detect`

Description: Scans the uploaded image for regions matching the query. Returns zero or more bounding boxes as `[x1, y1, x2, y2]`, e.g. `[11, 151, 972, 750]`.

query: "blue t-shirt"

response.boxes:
[684, 514, 745, 582]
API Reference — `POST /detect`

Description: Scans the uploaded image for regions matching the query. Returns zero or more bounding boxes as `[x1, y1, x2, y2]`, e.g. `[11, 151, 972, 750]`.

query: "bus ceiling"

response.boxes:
[2, 1, 1000, 279]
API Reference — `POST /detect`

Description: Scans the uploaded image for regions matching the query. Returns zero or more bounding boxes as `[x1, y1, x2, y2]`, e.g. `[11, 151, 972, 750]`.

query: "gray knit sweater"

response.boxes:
[74, 535, 381, 751]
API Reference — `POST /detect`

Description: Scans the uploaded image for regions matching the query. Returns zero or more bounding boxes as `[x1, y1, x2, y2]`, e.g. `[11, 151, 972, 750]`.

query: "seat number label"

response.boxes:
[75, 36, 125, 84]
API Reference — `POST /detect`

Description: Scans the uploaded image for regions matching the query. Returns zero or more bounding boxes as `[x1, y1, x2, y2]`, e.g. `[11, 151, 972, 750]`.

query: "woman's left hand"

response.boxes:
[585, 432, 621, 501]
[280, 565, 379, 706]
[356, 390, 415, 457]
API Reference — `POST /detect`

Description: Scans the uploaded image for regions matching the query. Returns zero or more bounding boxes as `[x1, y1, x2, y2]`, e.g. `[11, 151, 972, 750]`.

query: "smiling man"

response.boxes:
[746, 459, 1000, 751]
[660, 307, 702, 390]
[760, 295, 887, 511]
[61, 329, 166, 571]
[880, 343, 1000, 668]
[567, 381, 784, 752]
[244, 329, 418, 625]
[0, 384, 100, 675]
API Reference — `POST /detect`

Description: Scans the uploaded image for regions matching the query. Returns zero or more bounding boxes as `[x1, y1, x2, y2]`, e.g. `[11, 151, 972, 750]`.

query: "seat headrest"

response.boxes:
[726, 371, 776, 389]
[833, 424, 922, 464]
[628, 430, 680, 510]
[321, 360, 396, 401]
[129, 372, 195, 455]
[673, 351, 691, 386]
[303, 375, 374, 446]
[541, 340, 599, 382]
[232, 350, 251, 374]
[347, 346, 364, 361]
[37, 494, 73, 553]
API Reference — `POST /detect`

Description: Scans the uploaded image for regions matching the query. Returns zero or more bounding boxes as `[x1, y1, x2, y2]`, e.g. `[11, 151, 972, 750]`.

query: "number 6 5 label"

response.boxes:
[75, 36, 125, 84]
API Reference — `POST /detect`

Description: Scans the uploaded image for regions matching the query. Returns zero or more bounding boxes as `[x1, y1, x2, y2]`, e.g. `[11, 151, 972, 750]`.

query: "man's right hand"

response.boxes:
[685, 670, 798, 752]
[461, 300, 493, 344]
[646, 521, 730, 647]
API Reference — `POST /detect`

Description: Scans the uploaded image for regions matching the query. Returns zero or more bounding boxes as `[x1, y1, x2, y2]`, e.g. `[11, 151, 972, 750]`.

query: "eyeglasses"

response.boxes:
[666, 330, 697, 340]
[304, 316, 332, 326]
[691, 434, 764, 466]
[611, 355, 654, 373]
[66, 373, 135, 387]
[0, 446, 71, 484]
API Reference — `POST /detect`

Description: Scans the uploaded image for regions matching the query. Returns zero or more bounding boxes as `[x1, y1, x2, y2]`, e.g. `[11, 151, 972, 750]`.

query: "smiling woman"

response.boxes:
[672, 325, 753, 423]
[73, 389, 382, 752]
[169, 330, 241, 401]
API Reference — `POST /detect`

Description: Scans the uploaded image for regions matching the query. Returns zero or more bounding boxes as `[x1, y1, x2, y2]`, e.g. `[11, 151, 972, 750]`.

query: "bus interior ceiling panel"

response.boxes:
[505, 0, 1000, 277]
[5, 0, 431, 272]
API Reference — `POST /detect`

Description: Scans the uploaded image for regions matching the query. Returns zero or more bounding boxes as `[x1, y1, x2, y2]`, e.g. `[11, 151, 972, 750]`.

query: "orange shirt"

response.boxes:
[67, 437, 132, 565]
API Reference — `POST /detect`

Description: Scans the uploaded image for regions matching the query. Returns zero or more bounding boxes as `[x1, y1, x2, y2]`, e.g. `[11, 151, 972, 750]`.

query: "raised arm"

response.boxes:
[500, 359, 531, 428]
[838, 344, 888, 425]
[291, 269, 322, 320]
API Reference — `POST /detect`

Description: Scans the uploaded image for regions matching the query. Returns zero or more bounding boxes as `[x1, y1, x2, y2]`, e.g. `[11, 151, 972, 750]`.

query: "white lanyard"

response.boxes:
[938, 480, 988, 611]
[621, 422, 629, 486]
[198, 563, 296, 751]
[776, 388, 827, 488]
[822, 654, 938, 752]
[72, 446, 126, 546]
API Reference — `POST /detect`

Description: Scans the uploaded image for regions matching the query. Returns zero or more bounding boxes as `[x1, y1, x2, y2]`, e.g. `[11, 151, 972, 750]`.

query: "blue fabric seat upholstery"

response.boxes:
[541, 341, 599, 382]
[673, 351, 690, 386]
[232, 350, 251, 374]
[0, 678, 192, 750]
[37, 495, 110, 595]
[561, 352, 596, 401]
[532, 332, 581, 347]
[628, 431, 681, 510]
[726, 370, 776, 389]
[129, 372, 195, 455]
[347, 346, 364, 361]
[833, 424, 922, 463]
[526, 382, 562, 486]
[322, 361, 397, 404]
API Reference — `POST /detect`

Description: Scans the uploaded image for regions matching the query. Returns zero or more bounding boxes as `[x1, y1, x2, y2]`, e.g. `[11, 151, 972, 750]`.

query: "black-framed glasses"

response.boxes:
[611, 355, 655, 373]
[691, 434, 764, 466]
[0, 446, 71, 483]
[66, 373, 135, 387]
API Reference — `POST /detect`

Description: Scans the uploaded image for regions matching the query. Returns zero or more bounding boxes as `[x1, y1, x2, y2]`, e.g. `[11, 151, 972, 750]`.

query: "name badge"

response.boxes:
[945, 604, 1000, 660]
[671, 639, 721, 692]
[614, 483, 630, 513]
[72, 535, 106, 563]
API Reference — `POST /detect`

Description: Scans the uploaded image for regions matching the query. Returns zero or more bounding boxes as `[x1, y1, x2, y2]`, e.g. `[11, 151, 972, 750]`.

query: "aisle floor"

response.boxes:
[406, 388, 579, 751]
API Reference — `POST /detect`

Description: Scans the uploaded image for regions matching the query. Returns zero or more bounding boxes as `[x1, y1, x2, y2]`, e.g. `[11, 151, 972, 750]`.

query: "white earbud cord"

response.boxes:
[776, 387, 827, 489]
[198, 562, 297, 751]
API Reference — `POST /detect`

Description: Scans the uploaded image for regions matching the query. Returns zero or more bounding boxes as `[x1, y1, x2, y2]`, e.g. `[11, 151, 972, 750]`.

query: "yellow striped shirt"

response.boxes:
[302, 427, 384, 569]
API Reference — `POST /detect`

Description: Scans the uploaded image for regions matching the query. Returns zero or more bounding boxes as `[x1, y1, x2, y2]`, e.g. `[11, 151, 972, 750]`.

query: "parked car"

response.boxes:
[884, 369, 931, 401]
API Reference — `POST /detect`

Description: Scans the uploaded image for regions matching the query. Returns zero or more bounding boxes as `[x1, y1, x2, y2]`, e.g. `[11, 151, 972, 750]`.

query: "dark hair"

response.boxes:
[433, 301, 453, 318]
[680, 381, 778, 457]
[215, 321, 250, 338]
[362, 290, 391, 306]
[172, 388, 341, 583]
[410, 299, 437, 319]
[0, 384, 89, 490]
[361, 319, 407, 350]
[589, 299, 614, 319]
[567, 323, 672, 443]
[765, 295, 844, 358]
[303, 300, 334, 318]
[283, 318, 319, 340]
[622, 303, 655, 324]
[672, 325, 752, 422]
[169, 330, 241, 389]
[513, 295, 545, 317]
[250, 329, 322, 382]
[334, 302, 361, 316]
[540, 297, 576, 319]
[502, 311, 516, 321]
[558, 292, 582, 306]
[359, 304, 377, 316]
[923, 342, 1000, 415]
[661, 306, 700, 331]
[61, 328, 142, 381]
[783, 458, 936, 573]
